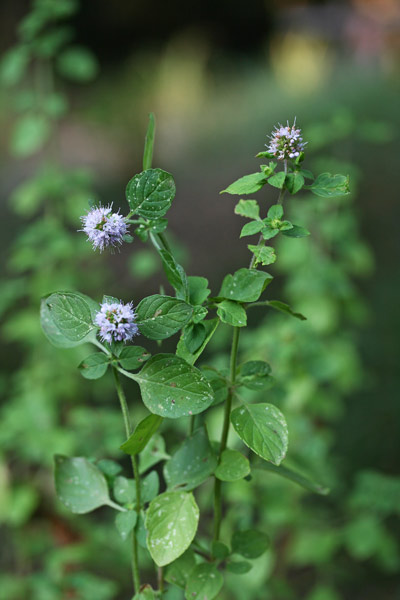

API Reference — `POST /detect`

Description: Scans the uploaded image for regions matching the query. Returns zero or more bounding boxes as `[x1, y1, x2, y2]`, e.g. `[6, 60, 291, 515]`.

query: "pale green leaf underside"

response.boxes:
[54, 455, 111, 514]
[41, 291, 99, 347]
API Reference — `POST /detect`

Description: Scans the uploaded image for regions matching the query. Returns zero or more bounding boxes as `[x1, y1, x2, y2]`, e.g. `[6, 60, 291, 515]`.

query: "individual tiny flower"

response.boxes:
[95, 300, 139, 343]
[80, 204, 129, 252]
[266, 118, 306, 160]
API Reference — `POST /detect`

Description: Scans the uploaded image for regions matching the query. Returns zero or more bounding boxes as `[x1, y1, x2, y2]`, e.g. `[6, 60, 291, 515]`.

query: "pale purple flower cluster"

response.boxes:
[95, 301, 139, 343]
[80, 204, 128, 252]
[266, 119, 306, 160]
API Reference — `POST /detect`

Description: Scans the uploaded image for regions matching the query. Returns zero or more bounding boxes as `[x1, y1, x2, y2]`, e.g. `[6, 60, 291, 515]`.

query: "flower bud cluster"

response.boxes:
[266, 119, 306, 160]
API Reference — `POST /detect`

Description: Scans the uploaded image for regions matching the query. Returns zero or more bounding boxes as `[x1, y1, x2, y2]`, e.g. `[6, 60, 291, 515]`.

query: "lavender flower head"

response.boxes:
[95, 300, 139, 343]
[266, 119, 306, 160]
[80, 204, 129, 252]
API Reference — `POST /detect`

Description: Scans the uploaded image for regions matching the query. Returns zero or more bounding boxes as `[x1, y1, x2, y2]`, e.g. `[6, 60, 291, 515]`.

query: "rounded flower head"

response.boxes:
[266, 119, 306, 160]
[95, 300, 139, 343]
[80, 204, 128, 252]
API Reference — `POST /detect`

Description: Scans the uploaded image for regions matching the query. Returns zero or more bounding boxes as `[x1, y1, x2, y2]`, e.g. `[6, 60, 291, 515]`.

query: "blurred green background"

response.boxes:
[0, 0, 399, 598]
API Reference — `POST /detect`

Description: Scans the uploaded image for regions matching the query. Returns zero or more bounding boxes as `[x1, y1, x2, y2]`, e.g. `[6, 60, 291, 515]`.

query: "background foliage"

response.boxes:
[0, 0, 399, 598]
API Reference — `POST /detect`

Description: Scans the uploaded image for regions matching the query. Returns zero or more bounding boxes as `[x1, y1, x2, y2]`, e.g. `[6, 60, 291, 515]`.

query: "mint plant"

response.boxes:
[40, 114, 350, 599]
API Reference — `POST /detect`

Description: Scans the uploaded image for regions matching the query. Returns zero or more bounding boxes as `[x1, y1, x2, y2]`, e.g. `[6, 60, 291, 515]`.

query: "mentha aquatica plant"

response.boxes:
[41, 113, 349, 599]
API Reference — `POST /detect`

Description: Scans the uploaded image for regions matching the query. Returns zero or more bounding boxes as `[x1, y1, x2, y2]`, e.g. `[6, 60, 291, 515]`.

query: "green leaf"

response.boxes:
[231, 403, 288, 465]
[129, 354, 214, 418]
[136, 295, 193, 340]
[226, 561, 252, 574]
[267, 204, 283, 220]
[237, 361, 273, 391]
[285, 172, 305, 194]
[219, 268, 272, 303]
[212, 541, 230, 560]
[188, 276, 210, 305]
[11, 114, 51, 157]
[0, 46, 29, 87]
[349, 471, 400, 515]
[113, 472, 159, 505]
[248, 245, 276, 266]
[176, 319, 219, 365]
[146, 491, 199, 566]
[300, 169, 314, 180]
[120, 414, 163, 456]
[266, 300, 306, 320]
[309, 173, 350, 197]
[126, 168, 176, 219]
[231, 529, 270, 559]
[56, 46, 99, 82]
[234, 199, 260, 220]
[267, 171, 286, 189]
[185, 564, 224, 600]
[240, 221, 264, 238]
[140, 470, 160, 504]
[165, 550, 196, 589]
[254, 461, 329, 495]
[78, 353, 109, 379]
[143, 112, 156, 171]
[215, 449, 250, 482]
[261, 226, 279, 241]
[97, 459, 122, 478]
[118, 346, 151, 370]
[158, 249, 188, 300]
[209, 377, 229, 406]
[113, 476, 135, 504]
[281, 225, 310, 238]
[256, 150, 274, 159]
[217, 300, 247, 327]
[41, 292, 98, 346]
[115, 510, 137, 540]
[164, 427, 217, 491]
[221, 172, 267, 195]
[139, 434, 170, 474]
[183, 323, 206, 353]
[54, 455, 112, 514]
[133, 584, 156, 600]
